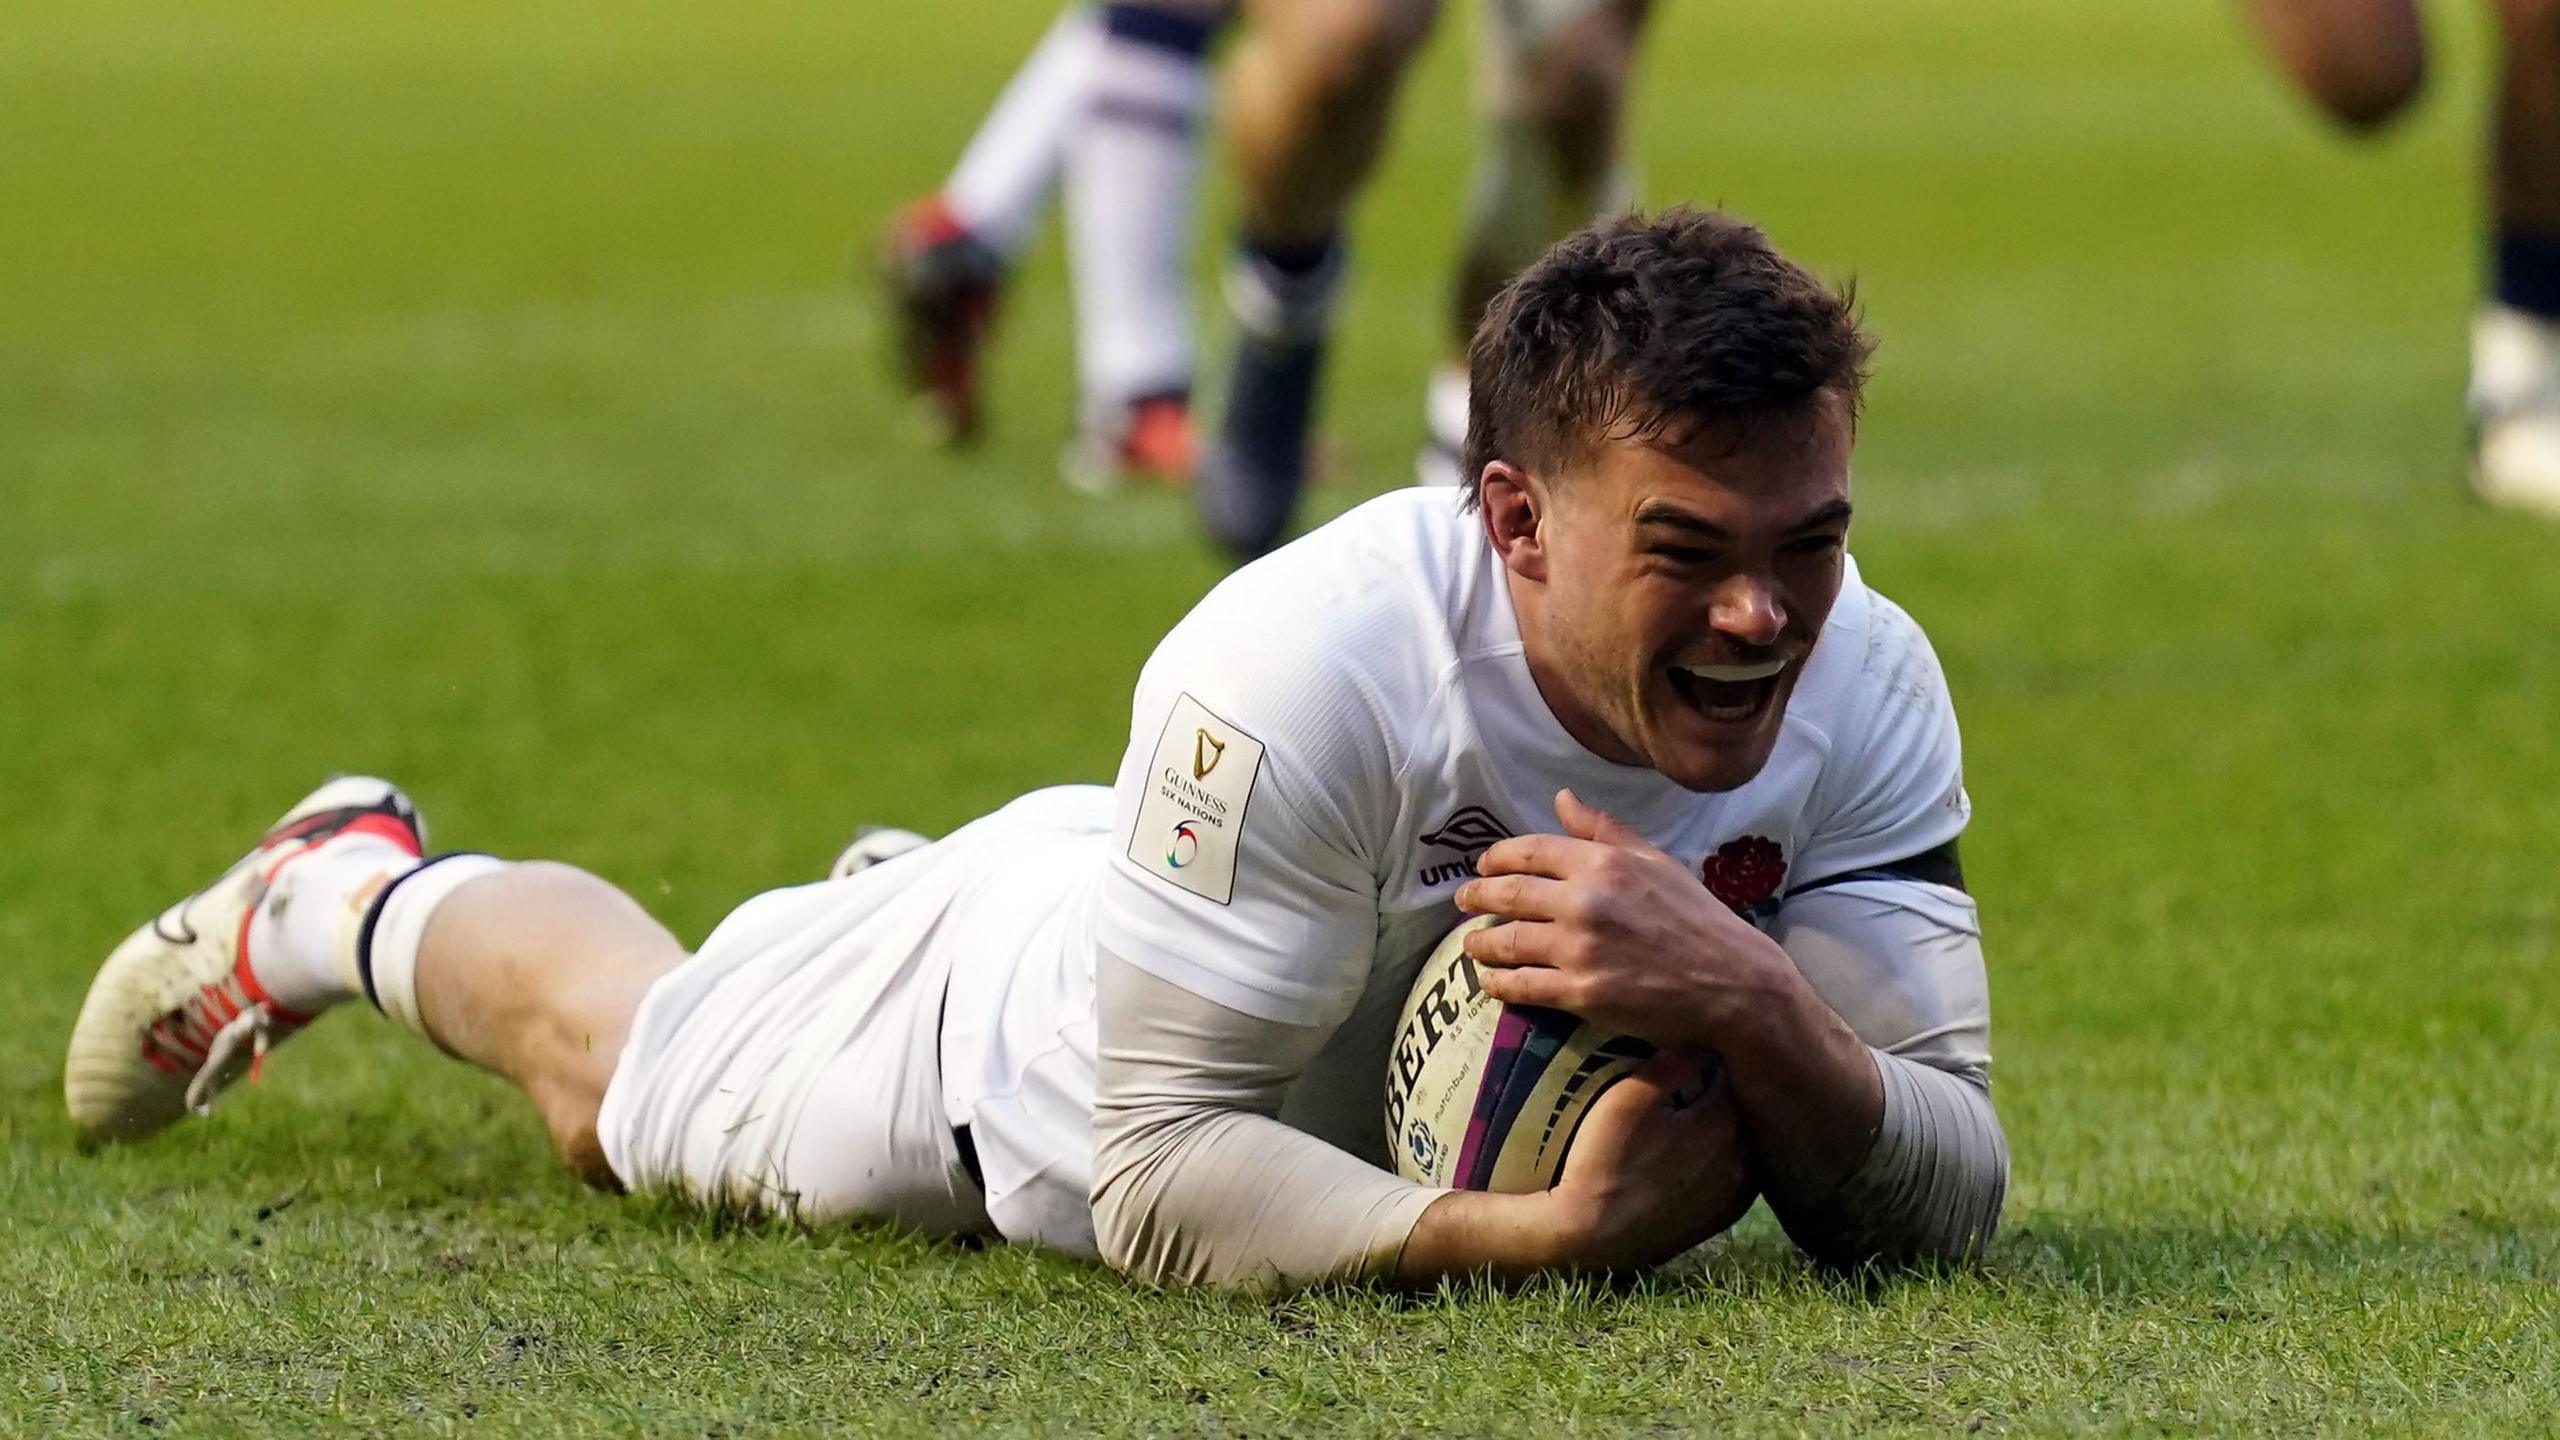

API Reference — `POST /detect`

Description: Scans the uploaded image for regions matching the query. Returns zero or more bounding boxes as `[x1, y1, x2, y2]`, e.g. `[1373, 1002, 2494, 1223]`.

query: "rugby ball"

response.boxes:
[1383, 916, 1655, 1191]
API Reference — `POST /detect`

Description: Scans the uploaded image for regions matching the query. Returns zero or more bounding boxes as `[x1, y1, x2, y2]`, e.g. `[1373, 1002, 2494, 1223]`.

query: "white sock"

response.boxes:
[944, 6, 1103, 260]
[1429, 365, 1469, 459]
[361, 853, 510, 1042]
[243, 836, 421, 1016]
[1066, 12, 1212, 417]
[2471, 301, 2560, 418]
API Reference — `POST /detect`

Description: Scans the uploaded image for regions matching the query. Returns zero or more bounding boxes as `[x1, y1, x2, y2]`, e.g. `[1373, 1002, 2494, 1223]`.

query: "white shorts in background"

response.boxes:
[594, 863, 990, 1237]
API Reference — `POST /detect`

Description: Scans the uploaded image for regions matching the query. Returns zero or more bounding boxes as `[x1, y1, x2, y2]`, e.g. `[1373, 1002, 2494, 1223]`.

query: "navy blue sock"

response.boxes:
[1100, 2, 1224, 59]
[1244, 231, 1338, 280]
[2493, 229, 2560, 320]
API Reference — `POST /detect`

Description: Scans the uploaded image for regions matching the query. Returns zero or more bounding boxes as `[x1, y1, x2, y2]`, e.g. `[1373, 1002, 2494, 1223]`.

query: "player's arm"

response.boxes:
[1394, 1048, 1757, 1282]
[1088, 949, 1435, 1288]
[1090, 948, 1753, 1288]
[1087, 649, 1456, 1288]
[1462, 596, 2004, 1270]
[1457, 796, 2004, 1270]
[1746, 602, 2004, 1267]
[1092, 646, 1743, 1285]
[1759, 874, 2004, 1270]
[1096, 566, 1771, 1287]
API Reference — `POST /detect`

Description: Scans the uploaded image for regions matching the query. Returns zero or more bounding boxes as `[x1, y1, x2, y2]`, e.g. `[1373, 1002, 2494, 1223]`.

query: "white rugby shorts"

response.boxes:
[594, 864, 991, 1237]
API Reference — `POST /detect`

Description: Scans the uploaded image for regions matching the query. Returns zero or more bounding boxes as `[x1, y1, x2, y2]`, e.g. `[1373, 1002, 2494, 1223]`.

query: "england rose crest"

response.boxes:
[1701, 836, 1787, 914]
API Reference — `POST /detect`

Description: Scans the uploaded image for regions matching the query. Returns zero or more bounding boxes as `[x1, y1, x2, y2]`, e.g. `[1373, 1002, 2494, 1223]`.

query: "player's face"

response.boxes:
[1495, 399, 1853, 792]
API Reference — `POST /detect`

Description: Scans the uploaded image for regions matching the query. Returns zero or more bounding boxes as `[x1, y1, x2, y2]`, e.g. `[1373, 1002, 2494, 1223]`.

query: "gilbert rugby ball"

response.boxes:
[1384, 916, 1655, 1191]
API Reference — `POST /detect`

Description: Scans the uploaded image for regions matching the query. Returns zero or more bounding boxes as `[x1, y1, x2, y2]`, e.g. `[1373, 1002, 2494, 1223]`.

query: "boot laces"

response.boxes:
[184, 1003, 276, 1116]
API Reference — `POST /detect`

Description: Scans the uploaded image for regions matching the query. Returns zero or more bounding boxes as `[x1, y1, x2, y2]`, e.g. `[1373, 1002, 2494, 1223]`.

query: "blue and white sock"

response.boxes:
[2494, 230, 2560, 321]
[943, 6, 1105, 261]
[1067, 3, 1224, 417]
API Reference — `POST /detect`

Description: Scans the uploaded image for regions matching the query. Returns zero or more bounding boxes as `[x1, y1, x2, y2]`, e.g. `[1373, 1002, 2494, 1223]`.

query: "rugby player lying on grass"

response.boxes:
[68, 209, 2006, 1290]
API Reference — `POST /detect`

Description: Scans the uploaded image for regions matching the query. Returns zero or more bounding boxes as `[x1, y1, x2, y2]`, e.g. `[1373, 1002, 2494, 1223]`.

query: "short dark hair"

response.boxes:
[1460, 208, 1873, 507]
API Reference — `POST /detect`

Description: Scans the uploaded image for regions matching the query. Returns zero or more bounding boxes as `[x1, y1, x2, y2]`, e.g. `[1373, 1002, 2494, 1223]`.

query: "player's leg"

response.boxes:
[2475, 0, 2560, 517]
[1195, 0, 1444, 560]
[64, 778, 679, 1186]
[2235, 0, 2428, 131]
[400, 863, 685, 1182]
[1059, 3, 1233, 492]
[885, 6, 1104, 446]
[401, 827, 981, 1226]
[1419, 0, 1650, 488]
[1225, 0, 1439, 247]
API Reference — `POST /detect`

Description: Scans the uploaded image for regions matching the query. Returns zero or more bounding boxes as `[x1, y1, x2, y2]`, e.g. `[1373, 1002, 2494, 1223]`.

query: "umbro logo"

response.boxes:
[1416, 805, 1513, 887]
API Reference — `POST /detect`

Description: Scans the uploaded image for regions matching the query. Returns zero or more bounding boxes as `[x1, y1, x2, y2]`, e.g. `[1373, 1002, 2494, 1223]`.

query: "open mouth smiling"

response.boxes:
[1667, 658, 1787, 724]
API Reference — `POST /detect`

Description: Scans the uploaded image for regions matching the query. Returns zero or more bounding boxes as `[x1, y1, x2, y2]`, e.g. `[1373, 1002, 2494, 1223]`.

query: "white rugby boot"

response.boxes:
[1058, 391, 1198, 497]
[827, 824, 931, 880]
[2469, 303, 2560, 521]
[64, 776, 426, 1144]
[1412, 363, 1470, 490]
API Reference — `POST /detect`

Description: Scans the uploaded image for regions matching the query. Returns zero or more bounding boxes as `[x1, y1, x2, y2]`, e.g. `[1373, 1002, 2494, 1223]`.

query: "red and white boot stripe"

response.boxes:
[143, 802, 423, 1100]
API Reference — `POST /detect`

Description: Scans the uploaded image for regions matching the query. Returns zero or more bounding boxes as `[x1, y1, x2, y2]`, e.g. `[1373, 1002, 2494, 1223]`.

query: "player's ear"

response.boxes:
[1477, 461, 1548, 583]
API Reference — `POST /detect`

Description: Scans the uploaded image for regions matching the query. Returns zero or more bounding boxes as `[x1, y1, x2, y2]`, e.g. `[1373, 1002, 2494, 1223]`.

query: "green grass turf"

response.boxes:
[5, 0, 2558, 1431]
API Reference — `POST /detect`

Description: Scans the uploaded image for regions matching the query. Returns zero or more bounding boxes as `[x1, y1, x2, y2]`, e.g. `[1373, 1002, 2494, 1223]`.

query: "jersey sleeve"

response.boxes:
[1088, 953, 1444, 1287]
[1092, 597, 1398, 1028]
[1791, 591, 1971, 889]
[1771, 880, 1990, 1077]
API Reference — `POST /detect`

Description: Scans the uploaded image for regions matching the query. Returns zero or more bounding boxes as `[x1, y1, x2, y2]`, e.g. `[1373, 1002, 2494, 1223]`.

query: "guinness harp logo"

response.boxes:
[1192, 728, 1227, 780]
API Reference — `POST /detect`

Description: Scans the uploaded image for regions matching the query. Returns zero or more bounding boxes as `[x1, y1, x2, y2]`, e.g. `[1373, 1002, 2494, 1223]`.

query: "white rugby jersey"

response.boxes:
[939, 485, 1975, 1253]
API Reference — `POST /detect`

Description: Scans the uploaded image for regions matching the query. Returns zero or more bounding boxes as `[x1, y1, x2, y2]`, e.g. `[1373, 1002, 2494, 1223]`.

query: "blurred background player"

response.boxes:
[1198, 0, 1652, 558]
[2241, 0, 2560, 518]
[882, 4, 1226, 491]
[1412, 0, 1646, 491]
[886, 0, 1652, 560]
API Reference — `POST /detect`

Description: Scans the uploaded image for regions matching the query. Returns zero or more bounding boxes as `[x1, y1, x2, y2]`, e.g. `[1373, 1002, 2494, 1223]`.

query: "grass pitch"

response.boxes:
[5, 0, 2557, 1432]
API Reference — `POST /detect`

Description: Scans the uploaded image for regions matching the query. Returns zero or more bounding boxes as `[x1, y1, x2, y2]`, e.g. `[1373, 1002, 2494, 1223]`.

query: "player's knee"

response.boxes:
[538, 1088, 620, 1191]
[556, 1130, 621, 1193]
[1277, 0, 1441, 101]
[2498, 0, 2560, 52]
[470, 861, 669, 1159]
[2299, 40, 2426, 132]
[508, 858, 618, 909]
[1509, 3, 1643, 136]
[2316, 69, 2424, 132]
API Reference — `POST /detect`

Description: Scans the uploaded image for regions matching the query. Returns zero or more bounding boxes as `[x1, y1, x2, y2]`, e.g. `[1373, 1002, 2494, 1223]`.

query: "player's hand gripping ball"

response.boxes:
[1383, 916, 1657, 1190]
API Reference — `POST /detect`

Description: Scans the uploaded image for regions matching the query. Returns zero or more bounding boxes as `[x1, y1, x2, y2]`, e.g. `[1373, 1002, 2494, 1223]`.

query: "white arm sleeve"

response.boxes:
[1086, 565, 1440, 1287]
[1768, 880, 2008, 1268]
[1790, 1048, 2008, 1270]
[1089, 949, 1447, 1290]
